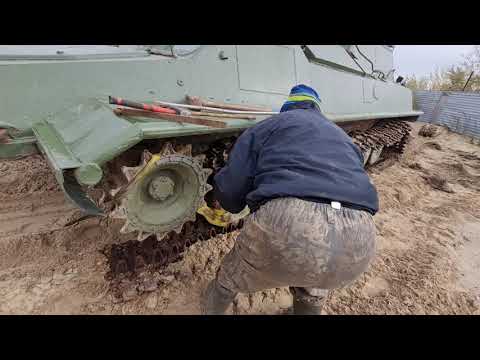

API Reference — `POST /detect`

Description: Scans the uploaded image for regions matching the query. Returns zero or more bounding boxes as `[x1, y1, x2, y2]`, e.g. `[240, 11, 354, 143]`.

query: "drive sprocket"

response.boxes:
[110, 143, 212, 241]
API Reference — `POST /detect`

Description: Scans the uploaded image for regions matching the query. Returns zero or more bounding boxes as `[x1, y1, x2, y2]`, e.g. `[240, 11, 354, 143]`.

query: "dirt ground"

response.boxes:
[0, 122, 479, 315]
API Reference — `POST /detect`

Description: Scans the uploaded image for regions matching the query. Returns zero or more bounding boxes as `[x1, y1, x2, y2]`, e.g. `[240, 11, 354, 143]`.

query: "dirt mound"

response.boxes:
[0, 155, 60, 198]
[419, 124, 441, 138]
[423, 174, 454, 193]
[0, 121, 479, 315]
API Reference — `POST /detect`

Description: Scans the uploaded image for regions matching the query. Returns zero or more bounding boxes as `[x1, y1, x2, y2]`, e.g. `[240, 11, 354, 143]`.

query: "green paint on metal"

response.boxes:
[0, 45, 150, 61]
[74, 163, 103, 186]
[0, 122, 16, 129]
[135, 116, 263, 140]
[148, 175, 175, 201]
[28, 99, 143, 188]
[0, 46, 419, 133]
[236, 45, 296, 94]
[45, 98, 143, 166]
[0, 137, 38, 159]
[302, 45, 373, 79]
[124, 154, 206, 235]
[62, 173, 104, 216]
[33, 121, 82, 170]
[8, 128, 35, 138]
[326, 111, 424, 123]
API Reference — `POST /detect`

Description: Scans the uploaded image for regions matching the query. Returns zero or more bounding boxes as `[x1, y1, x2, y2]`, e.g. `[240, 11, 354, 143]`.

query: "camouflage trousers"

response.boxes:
[216, 197, 376, 306]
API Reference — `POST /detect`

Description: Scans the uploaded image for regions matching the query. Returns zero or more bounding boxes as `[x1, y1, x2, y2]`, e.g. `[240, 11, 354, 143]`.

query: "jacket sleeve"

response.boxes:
[213, 129, 257, 214]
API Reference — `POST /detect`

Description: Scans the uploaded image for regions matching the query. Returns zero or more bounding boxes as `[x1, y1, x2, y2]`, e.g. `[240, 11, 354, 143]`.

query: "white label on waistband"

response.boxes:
[331, 201, 341, 210]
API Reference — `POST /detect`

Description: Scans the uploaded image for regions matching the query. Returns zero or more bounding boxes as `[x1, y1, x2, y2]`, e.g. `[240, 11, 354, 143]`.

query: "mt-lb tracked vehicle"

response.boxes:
[0, 45, 421, 258]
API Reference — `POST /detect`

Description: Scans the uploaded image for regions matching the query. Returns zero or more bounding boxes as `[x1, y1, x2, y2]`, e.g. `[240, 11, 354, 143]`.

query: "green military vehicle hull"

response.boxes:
[0, 45, 421, 258]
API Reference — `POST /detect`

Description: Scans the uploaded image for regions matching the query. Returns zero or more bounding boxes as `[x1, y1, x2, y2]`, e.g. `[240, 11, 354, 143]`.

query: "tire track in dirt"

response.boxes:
[0, 155, 79, 239]
[0, 192, 77, 238]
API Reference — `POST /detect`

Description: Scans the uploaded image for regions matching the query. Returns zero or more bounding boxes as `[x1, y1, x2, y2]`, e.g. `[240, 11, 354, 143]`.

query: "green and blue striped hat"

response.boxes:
[280, 84, 322, 112]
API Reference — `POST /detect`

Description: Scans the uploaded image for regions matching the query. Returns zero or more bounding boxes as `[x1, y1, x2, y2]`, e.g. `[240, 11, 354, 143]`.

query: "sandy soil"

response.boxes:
[0, 123, 479, 315]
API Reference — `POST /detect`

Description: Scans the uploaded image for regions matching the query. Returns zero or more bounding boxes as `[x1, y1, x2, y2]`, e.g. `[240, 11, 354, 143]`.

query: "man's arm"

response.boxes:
[213, 129, 257, 214]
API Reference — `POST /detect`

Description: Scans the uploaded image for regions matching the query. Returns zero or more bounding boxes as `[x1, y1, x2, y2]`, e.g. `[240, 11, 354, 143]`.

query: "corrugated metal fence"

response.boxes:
[414, 90, 480, 139]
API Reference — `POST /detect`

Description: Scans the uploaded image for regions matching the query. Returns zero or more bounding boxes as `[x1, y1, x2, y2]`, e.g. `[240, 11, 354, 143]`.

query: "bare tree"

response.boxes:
[460, 45, 480, 91]
[405, 46, 480, 92]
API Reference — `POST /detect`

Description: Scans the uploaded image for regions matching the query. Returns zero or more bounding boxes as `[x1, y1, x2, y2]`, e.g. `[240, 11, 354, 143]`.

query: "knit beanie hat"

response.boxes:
[280, 84, 322, 112]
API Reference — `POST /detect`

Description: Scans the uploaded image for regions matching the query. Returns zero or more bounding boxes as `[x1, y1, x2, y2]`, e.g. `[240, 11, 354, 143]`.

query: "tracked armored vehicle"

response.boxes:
[0, 45, 421, 276]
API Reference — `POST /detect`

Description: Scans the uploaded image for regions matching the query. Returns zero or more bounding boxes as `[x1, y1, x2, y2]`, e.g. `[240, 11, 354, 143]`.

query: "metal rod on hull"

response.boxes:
[186, 95, 272, 112]
[113, 108, 227, 128]
[154, 100, 278, 116]
[109, 96, 177, 114]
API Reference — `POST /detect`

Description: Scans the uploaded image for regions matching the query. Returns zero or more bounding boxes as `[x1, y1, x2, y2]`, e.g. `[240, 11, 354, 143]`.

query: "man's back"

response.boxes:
[214, 107, 379, 214]
[205, 85, 379, 315]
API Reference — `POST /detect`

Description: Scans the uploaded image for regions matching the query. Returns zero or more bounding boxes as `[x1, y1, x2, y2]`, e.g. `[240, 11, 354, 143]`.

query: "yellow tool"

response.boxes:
[197, 205, 250, 227]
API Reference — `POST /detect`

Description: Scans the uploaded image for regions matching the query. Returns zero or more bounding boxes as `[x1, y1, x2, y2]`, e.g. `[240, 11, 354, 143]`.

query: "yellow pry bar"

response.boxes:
[133, 154, 162, 184]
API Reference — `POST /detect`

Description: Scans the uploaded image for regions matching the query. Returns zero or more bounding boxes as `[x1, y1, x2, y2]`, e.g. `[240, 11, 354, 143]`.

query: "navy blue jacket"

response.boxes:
[213, 105, 379, 215]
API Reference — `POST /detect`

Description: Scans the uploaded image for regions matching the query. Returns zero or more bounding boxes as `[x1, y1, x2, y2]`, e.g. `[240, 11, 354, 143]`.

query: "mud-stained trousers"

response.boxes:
[202, 197, 377, 315]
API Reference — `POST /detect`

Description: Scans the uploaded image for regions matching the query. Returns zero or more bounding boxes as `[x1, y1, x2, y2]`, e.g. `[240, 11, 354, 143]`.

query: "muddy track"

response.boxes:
[103, 217, 244, 280]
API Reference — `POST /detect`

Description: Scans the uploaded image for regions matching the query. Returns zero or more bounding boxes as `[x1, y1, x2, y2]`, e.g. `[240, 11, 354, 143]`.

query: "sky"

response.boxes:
[394, 45, 475, 78]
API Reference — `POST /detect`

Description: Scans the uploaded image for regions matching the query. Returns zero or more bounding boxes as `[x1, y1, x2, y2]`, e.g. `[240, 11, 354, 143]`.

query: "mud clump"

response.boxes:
[423, 175, 454, 193]
[424, 141, 443, 151]
[406, 161, 424, 171]
[419, 124, 440, 138]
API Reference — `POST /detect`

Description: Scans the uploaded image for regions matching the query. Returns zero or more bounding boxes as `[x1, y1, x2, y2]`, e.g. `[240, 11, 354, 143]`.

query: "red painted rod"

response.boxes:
[109, 96, 177, 114]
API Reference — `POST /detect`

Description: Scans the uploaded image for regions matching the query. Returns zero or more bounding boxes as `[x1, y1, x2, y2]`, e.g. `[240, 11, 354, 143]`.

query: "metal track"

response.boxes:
[102, 119, 412, 279]
[350, 119, 411, 166]
[103, 216, 244, 280]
